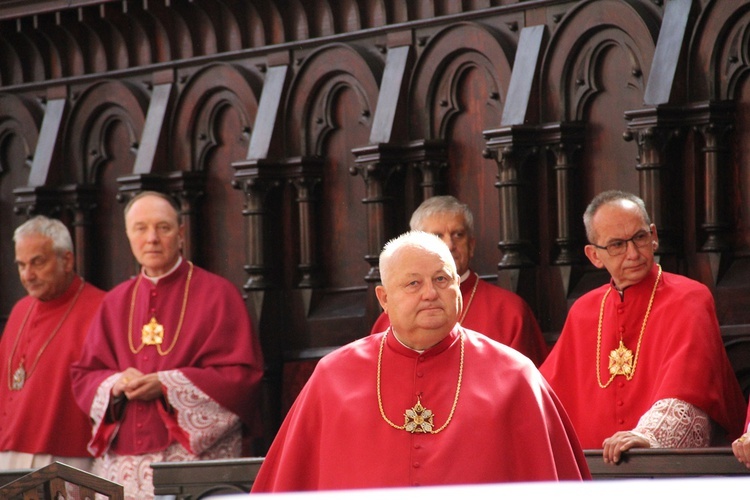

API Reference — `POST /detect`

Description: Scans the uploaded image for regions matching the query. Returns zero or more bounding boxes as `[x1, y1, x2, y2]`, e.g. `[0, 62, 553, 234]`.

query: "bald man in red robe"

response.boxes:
[370, 196, 548, 366]
[252, 231, 589, 492]
[541, 190, 746, 464]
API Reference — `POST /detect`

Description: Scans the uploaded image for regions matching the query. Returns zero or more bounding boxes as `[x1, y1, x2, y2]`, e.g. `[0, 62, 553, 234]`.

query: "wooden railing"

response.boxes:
[5, 449, 746, 498]
[0, 461, 123, 499]
[151, 457, 264, 497]
[584, 447, 750, 478]
[147, 448, 750, 498]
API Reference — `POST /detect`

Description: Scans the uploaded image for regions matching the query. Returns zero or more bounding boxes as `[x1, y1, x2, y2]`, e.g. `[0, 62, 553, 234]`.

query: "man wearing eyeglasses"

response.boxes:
[540, 190, 746, 464]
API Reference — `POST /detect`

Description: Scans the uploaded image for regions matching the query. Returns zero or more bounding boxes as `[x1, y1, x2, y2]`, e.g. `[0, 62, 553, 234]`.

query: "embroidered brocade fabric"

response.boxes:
[89, 370, 240, 499]
[633, 398, 710, 448]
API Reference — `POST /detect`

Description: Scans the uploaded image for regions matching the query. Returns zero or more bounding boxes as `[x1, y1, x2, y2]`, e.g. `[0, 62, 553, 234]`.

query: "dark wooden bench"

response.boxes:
[0, 461, 123, 499]
[0, 468, 33, 488]
[149, 448, 749, 497]
[584, 447, 750, 478]
[151, 457, 264, 498]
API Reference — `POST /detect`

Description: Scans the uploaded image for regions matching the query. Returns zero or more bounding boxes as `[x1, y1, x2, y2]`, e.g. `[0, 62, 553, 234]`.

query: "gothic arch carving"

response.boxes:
[245, 0, 285, 45]
[690, 2, 750, 101]
[568, 33, 647, 122]
[541, 0, 659, 122]
[186, 0, 238, 53]
[409, 22, 513, 140]
[65, 81, 148, 184]
[37, 19, 85, 77]
[285, 43, 382, 156]
[0, 94, 42, 177]
[172, 63, 263, 171]
[140, 1, 194, 60]
[78, 13, 128, 72]
[0, 35, 21, 86]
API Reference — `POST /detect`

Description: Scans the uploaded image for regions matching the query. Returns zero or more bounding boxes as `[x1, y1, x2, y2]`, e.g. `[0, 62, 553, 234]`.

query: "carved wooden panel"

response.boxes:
[0, 95, 41, 323]
[410, 23, 513, 278]
[282, 43, 381, 346]
[171, 64, 262, 292]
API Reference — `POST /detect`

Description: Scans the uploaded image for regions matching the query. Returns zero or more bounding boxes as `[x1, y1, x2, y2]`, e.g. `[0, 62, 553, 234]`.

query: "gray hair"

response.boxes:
[410, 195, 474, 238]
[583, 190, 651, 243]
[13, 215, 74, 255]
[379, 230, 458, 286]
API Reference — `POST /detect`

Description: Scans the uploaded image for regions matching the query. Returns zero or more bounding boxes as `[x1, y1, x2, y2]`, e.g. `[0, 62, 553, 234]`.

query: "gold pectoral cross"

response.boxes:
[141, 317, 165, 346]
[404, 397, 434, 433]
[11, 361, 26, 391]
[608, 340, 634, 378]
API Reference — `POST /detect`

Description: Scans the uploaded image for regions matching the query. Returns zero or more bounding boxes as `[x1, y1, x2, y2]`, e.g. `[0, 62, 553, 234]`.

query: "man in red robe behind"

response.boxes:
[252, 230, 589, 492]
[541, 190, 746, 464]
[370, 195, 548, 366]
[71, 191, 264, 499]
[0, 216, 105, 470]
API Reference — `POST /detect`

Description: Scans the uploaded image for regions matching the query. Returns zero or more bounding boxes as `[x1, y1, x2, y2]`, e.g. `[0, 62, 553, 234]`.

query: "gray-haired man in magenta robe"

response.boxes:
[71, 191, 263, 499]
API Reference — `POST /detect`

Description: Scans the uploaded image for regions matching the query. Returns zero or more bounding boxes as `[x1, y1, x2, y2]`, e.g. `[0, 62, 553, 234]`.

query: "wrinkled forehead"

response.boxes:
[14, 234, 56, 260]
[592, 201, 648, 236]
[126, 196, 180, 226]
[391, 245, 455, 277]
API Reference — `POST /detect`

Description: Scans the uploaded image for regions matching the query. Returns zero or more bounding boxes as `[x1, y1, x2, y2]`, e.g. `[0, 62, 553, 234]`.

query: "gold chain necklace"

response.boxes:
[7, 278, 86, 391]
[128, 261, 193, 356]
[458, 272, 480, 324]
[377, 329, 464, 433]
[596, 264, 661, 388]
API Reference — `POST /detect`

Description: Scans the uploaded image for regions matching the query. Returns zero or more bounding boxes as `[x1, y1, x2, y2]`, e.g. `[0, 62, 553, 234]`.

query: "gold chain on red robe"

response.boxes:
[128, 261, 193, 356]
[7, 279, 86, 390]
[376, 329, 464, 434]
[596, 264, 661, 388]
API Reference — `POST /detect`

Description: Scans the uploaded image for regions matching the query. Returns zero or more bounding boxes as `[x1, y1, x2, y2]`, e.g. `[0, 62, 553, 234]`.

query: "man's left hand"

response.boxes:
[124, 372, 164, 402]
[602, 431, 650, 464]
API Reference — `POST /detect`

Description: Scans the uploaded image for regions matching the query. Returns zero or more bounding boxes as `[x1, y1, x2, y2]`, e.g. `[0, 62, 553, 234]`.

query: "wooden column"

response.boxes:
[483, 125, 538, 270]
[538, 122, 586, 266]
[624, 107, 682, 256]
[232, 161, 283, 291]
[58, 185, 98, 279]
[288, 158, 324, 288]
[350, 144, 403, 283]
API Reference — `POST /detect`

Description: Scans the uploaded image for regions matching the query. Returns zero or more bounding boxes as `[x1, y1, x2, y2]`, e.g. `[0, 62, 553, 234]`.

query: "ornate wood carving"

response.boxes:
[232, 161, 284, 291]
[350, 144, 404, 283]
[538, 122, 586, 266]
[683, 101, 735, 254]
[58, 184, 98, 280]
[483, 125, 539, 269]
[623, 107, 683, 256]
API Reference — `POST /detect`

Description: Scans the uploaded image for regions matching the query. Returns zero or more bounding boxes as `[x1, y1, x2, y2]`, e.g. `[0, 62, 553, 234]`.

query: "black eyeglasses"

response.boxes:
[590, 230, 653, 256]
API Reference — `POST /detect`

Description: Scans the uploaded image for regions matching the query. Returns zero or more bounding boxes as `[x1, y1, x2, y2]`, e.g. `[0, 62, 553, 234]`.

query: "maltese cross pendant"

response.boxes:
[608, 340, 634, 378]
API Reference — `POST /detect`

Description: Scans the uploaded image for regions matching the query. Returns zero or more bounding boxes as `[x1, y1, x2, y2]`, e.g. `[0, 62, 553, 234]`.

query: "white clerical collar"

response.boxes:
[460, 269, 470, 283]
[391, 329, 425, 354]
[143, 256, 183, 285]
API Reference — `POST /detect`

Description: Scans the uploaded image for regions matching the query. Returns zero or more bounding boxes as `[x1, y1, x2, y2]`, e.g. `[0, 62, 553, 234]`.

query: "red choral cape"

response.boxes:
[540, 264, 746, 448]
[70, 260, 263, 456]
[0, 276, 105, 456]
[252, 326, 589, 492]
[370, 271, 548, 366]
